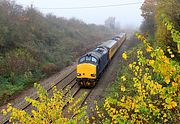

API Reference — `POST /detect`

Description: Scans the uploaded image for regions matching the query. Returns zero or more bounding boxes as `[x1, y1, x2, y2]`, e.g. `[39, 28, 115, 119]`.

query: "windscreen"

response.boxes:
[79, 56, 97, 63]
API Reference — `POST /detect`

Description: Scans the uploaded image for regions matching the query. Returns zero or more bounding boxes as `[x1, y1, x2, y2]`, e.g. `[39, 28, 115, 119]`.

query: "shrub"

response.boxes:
[41, 63, 58, 74]
[92, 17, 179, 123]
[2, 83, 89, 123]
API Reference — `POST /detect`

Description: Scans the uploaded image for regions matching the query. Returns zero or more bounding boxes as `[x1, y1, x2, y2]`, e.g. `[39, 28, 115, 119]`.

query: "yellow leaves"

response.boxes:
[148, 60, 155, 66]
[7, 103, 13, 112]
[172, 82, 178, 87]
[164, 77, 170, 84]
[136, 33, 146, 41]
[2, 109, 7, 115]
[122, 52, 128, 60]
[131, 102, 135, 109]
[120, 85, 126, 92]
[121, 96, 125, 102]
[163, 113, 167, 118]
[135, 66, 139, 71]
[137, 50, 143, 55]
[164, 119, 168, 123]
[145, 68, 149, 72]
[92, 116, 95, 120]
[146, 46, 153, 52]
[2, 84, 89, 123]
[110, 108, 116, 115]
[100, 26, 180, 123]
[137, 34, 142, 39]
[149, 104, 154, 109]
[129, 64, 133, 69]
[120, 76, 126, 81]
[170, 101, 177, 108]
[165, 101, 177, 109]
[170, 54, 175, 58]
[143, 39, 147, 44]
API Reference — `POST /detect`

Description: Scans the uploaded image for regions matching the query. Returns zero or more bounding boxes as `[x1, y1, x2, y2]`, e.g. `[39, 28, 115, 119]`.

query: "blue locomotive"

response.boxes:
[76, 33, 126, 87]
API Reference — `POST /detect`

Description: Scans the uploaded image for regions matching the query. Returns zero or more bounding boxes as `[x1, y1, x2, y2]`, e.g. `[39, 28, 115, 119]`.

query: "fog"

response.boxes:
[16, 0, 144, 29]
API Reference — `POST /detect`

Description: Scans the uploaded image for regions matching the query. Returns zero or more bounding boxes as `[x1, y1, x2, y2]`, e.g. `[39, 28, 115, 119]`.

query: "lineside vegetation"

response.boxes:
[2, 16, 179, 123]
[92, 16, 179, 123]
[0, 0, 112, 105]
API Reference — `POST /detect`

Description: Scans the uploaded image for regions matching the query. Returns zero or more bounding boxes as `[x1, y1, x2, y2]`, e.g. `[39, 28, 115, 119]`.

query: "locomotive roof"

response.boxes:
[98, 40, 117, 49]
[82, 47, 108, 60]
[116, 33, 126, 38]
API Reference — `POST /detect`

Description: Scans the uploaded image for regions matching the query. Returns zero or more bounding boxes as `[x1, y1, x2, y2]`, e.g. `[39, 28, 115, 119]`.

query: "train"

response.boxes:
[76, 33, 126, 87]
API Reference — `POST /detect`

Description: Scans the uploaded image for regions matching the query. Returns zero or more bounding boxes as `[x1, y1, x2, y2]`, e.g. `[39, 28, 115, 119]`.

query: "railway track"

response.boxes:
[63, 87, 94, 119]
[2, 68, 94, 124]
[0, 66, 93, 124]
[1, 69, 76, 124]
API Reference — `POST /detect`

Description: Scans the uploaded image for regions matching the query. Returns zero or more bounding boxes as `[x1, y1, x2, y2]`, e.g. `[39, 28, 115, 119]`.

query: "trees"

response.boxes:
[104, 17, 121, 33]
[140, 0, 180, 57]
[0, 0, 113, 105]
[155, 0, 180, 55]
[140, 0, 156, 35]
[104, 17, 116, 32]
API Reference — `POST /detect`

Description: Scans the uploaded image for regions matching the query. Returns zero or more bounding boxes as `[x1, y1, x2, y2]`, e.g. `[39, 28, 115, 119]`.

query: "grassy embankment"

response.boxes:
[0, 0, 113, 105]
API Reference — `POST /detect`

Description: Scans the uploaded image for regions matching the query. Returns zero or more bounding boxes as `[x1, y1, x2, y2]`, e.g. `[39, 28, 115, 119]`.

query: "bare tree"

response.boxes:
[104, 17, 116, 32]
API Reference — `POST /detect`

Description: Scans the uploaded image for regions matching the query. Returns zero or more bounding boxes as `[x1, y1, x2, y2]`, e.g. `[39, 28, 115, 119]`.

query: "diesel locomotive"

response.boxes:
[76, 33, 126, 87]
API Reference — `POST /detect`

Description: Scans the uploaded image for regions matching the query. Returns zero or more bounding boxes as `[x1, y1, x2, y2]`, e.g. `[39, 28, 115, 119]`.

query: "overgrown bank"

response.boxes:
[3, 28, 179, 123]
[0, 0, 113, 105]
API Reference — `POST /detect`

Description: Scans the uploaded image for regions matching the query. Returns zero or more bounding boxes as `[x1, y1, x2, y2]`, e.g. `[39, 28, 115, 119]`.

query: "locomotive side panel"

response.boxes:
[109, 33, 126, 59]
[97, 52, 109, 76]
[108, 42, 119, 60]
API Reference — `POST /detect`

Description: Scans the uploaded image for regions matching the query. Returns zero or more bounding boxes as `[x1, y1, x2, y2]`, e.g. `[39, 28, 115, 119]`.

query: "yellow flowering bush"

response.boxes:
[93, 19, 179, 123]
[2, 83, 89, 124]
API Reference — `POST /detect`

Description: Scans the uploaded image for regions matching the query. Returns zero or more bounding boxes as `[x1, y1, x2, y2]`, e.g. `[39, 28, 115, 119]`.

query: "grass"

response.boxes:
[105, 43, 144, 98]
[0, 69, 46, 105]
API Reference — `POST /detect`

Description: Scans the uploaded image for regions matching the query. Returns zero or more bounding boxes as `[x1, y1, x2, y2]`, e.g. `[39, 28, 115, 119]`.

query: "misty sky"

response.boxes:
[15, 0, 144, 28]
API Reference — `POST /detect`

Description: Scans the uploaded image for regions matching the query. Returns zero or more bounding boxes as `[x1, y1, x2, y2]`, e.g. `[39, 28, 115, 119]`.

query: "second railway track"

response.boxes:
[2, 68, 95, 124]
[2, 69, 77, 124]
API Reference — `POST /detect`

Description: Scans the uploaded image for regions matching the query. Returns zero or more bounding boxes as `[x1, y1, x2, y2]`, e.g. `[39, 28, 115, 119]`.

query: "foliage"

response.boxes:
[0, 48, 37, 75]
[93, 19, 180, 123]
[104, 17, 116, 32]
[104, 17, 121, 33]
[41, 63, 58, 75]
[140, 0, 156, 35]
[0, 70, 45, 105]
[161, 14, 180, 53]
[155, 0, 180, 55]
[0, 0, 113, 104]
[2, 83, 89, 123]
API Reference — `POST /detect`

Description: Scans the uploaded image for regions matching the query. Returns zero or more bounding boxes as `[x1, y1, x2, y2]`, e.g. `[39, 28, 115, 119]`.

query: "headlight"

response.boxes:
[91, 74, 96, 77]
[77, 73, 81, 76]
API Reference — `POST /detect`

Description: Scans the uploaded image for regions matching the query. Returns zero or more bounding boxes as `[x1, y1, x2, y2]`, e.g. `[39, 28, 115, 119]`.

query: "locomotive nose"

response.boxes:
[77, 63, 96, 79]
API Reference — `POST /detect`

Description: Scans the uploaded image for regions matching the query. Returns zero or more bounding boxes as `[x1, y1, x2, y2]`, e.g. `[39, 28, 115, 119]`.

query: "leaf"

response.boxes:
[120, 86, 126, 92]
[167, 24, 173, 30]
[122, 52, 128, 60]
[165, 97, 172, 104]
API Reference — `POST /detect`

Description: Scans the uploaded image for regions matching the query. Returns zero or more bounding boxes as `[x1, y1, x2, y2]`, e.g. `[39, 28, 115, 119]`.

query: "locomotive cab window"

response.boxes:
[79, 56, 97, 64]
[79, 57, 85, 63]
[86, 56, 91, 61]
[92, 57, 97, 63]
